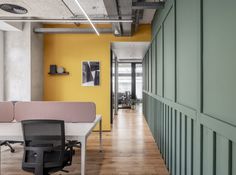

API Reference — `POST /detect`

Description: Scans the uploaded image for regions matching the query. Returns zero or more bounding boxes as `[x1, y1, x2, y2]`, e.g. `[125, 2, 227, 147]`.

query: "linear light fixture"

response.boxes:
[74, 0, 99, 36]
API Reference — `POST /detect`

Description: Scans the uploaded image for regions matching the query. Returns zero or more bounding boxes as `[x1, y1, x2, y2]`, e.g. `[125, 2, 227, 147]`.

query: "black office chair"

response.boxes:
[21, 120, 77, 175]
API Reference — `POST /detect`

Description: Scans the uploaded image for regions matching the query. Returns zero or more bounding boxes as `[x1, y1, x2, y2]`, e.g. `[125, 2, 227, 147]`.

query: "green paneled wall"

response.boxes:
[143, 0, 236, 174]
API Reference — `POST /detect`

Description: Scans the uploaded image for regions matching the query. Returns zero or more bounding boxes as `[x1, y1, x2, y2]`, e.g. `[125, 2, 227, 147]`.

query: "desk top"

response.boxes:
[0, 115, 102, 141]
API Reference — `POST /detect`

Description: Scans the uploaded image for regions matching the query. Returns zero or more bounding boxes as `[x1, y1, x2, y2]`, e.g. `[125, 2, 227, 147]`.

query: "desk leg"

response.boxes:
[99, 119, 103, 152]
[0, 146, 1, 175]
[81, 138, 86, 175]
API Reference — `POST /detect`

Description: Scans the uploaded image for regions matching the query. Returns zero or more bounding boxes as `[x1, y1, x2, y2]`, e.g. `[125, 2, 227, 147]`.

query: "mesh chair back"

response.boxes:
[21, 120, 65, 166]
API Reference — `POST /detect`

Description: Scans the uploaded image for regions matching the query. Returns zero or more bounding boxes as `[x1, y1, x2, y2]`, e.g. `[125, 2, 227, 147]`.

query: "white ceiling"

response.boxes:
[0, 0, 108, 18]
[112, 42, 150, 60]
[0, 0, 156, 24]
[63, 0, 107, 18]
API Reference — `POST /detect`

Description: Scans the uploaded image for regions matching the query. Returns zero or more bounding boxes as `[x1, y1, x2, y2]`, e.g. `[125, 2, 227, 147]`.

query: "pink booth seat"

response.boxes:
[0, 102, 14, 122]
[15, 101, 96, 123]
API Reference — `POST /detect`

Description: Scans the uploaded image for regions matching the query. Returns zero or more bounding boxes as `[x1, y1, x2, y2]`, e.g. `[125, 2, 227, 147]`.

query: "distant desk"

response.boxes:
[0, 115, 102, 175]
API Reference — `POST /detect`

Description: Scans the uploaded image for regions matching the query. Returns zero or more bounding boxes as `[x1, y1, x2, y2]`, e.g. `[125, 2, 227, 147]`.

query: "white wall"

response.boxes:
[0, 31, 3, 101]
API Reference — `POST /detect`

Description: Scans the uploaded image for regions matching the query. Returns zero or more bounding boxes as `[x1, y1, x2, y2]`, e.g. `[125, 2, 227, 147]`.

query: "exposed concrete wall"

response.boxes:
[4, 23, 31, 101]
[0, 31, 3, 101]
[31, 23, 44, 101]
[4, 22, 44, 101]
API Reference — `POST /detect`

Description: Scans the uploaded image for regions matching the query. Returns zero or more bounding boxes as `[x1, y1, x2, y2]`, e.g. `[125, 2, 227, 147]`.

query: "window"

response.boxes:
[118, 63, 131, 93]
[136, 64, 143, 100]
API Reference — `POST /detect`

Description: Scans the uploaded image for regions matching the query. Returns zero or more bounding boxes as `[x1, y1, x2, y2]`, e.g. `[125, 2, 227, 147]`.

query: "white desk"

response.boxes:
[0, 115, 102, 175]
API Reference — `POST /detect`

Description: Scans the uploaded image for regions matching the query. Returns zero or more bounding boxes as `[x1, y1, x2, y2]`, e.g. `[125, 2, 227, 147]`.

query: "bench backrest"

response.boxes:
[15, 101, 96, 123]
[0, 102, 14, 122]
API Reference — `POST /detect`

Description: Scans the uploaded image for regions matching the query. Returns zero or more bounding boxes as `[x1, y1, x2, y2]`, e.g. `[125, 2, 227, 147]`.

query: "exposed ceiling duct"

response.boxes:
[103, 0, 165, 36]
[134, 0, 145, 32]
[117, 0, 133, 36]
[34, 27, 113, 34]
[103, 0, 121, 36]
[132, 1, 165, 10]
[0, 18, 132, 23]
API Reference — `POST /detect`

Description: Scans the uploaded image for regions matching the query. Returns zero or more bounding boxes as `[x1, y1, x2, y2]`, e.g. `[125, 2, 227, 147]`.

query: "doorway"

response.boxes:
[110, 42, 149, 122]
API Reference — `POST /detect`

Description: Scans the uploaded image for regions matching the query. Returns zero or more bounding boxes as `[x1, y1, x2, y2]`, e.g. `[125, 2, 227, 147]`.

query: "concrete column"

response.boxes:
[4, 22, 43, 101]
[4, 23, 31, 101]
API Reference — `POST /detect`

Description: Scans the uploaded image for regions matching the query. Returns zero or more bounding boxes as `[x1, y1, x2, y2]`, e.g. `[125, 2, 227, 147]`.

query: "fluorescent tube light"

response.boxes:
[74, 0, 100, 36]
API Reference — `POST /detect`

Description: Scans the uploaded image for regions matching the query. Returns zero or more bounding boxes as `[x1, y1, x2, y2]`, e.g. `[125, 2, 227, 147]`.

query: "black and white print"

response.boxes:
[82, 61, 100, 86]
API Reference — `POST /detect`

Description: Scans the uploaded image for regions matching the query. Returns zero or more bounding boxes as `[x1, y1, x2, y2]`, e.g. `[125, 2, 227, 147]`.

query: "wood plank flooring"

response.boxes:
[1, 106, 169, 175]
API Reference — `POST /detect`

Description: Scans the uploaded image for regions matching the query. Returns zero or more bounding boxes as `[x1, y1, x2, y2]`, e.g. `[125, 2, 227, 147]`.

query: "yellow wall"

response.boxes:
[44, 24, 151, 131]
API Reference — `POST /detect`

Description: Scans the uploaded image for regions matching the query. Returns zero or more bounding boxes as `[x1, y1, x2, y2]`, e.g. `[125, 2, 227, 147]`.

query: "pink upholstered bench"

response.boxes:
[14, 101, 96, 123]
[0, 102, 14, 122]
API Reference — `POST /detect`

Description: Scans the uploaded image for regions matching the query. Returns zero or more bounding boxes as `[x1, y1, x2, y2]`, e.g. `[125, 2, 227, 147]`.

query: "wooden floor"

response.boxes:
[1, 105, 169, 175]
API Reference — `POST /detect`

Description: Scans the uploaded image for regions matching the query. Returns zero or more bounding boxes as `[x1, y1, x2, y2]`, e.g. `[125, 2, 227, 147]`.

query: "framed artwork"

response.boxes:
[82, 61, 100, 86]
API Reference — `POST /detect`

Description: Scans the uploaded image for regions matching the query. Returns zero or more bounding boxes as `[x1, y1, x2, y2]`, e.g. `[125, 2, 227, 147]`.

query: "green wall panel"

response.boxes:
[168, 107, 172, 169]
[233, 143, 236, 175]
[156, 28, 163, 97]
[148, 51, 152, 92]
[176, 112, 181, 175]
[202, 127, 214, 175]
[203, 0, 236, 126]
[181, 115, 186, 175]
[176, 0, 200, 109]
[154, 100, 158, 142]
[172, 109, 176, 175]
[186, 118, 193, 175]
[165, 105, 169, 165]
[150, 97, 155, 135]
[163, 8, 175, 101]
[216, 134, 229, 175]
[152, 41, 156, 94]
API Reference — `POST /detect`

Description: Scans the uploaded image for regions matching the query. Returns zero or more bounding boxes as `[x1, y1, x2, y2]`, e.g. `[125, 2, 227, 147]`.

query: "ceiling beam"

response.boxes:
[132, 2, 165, 9]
